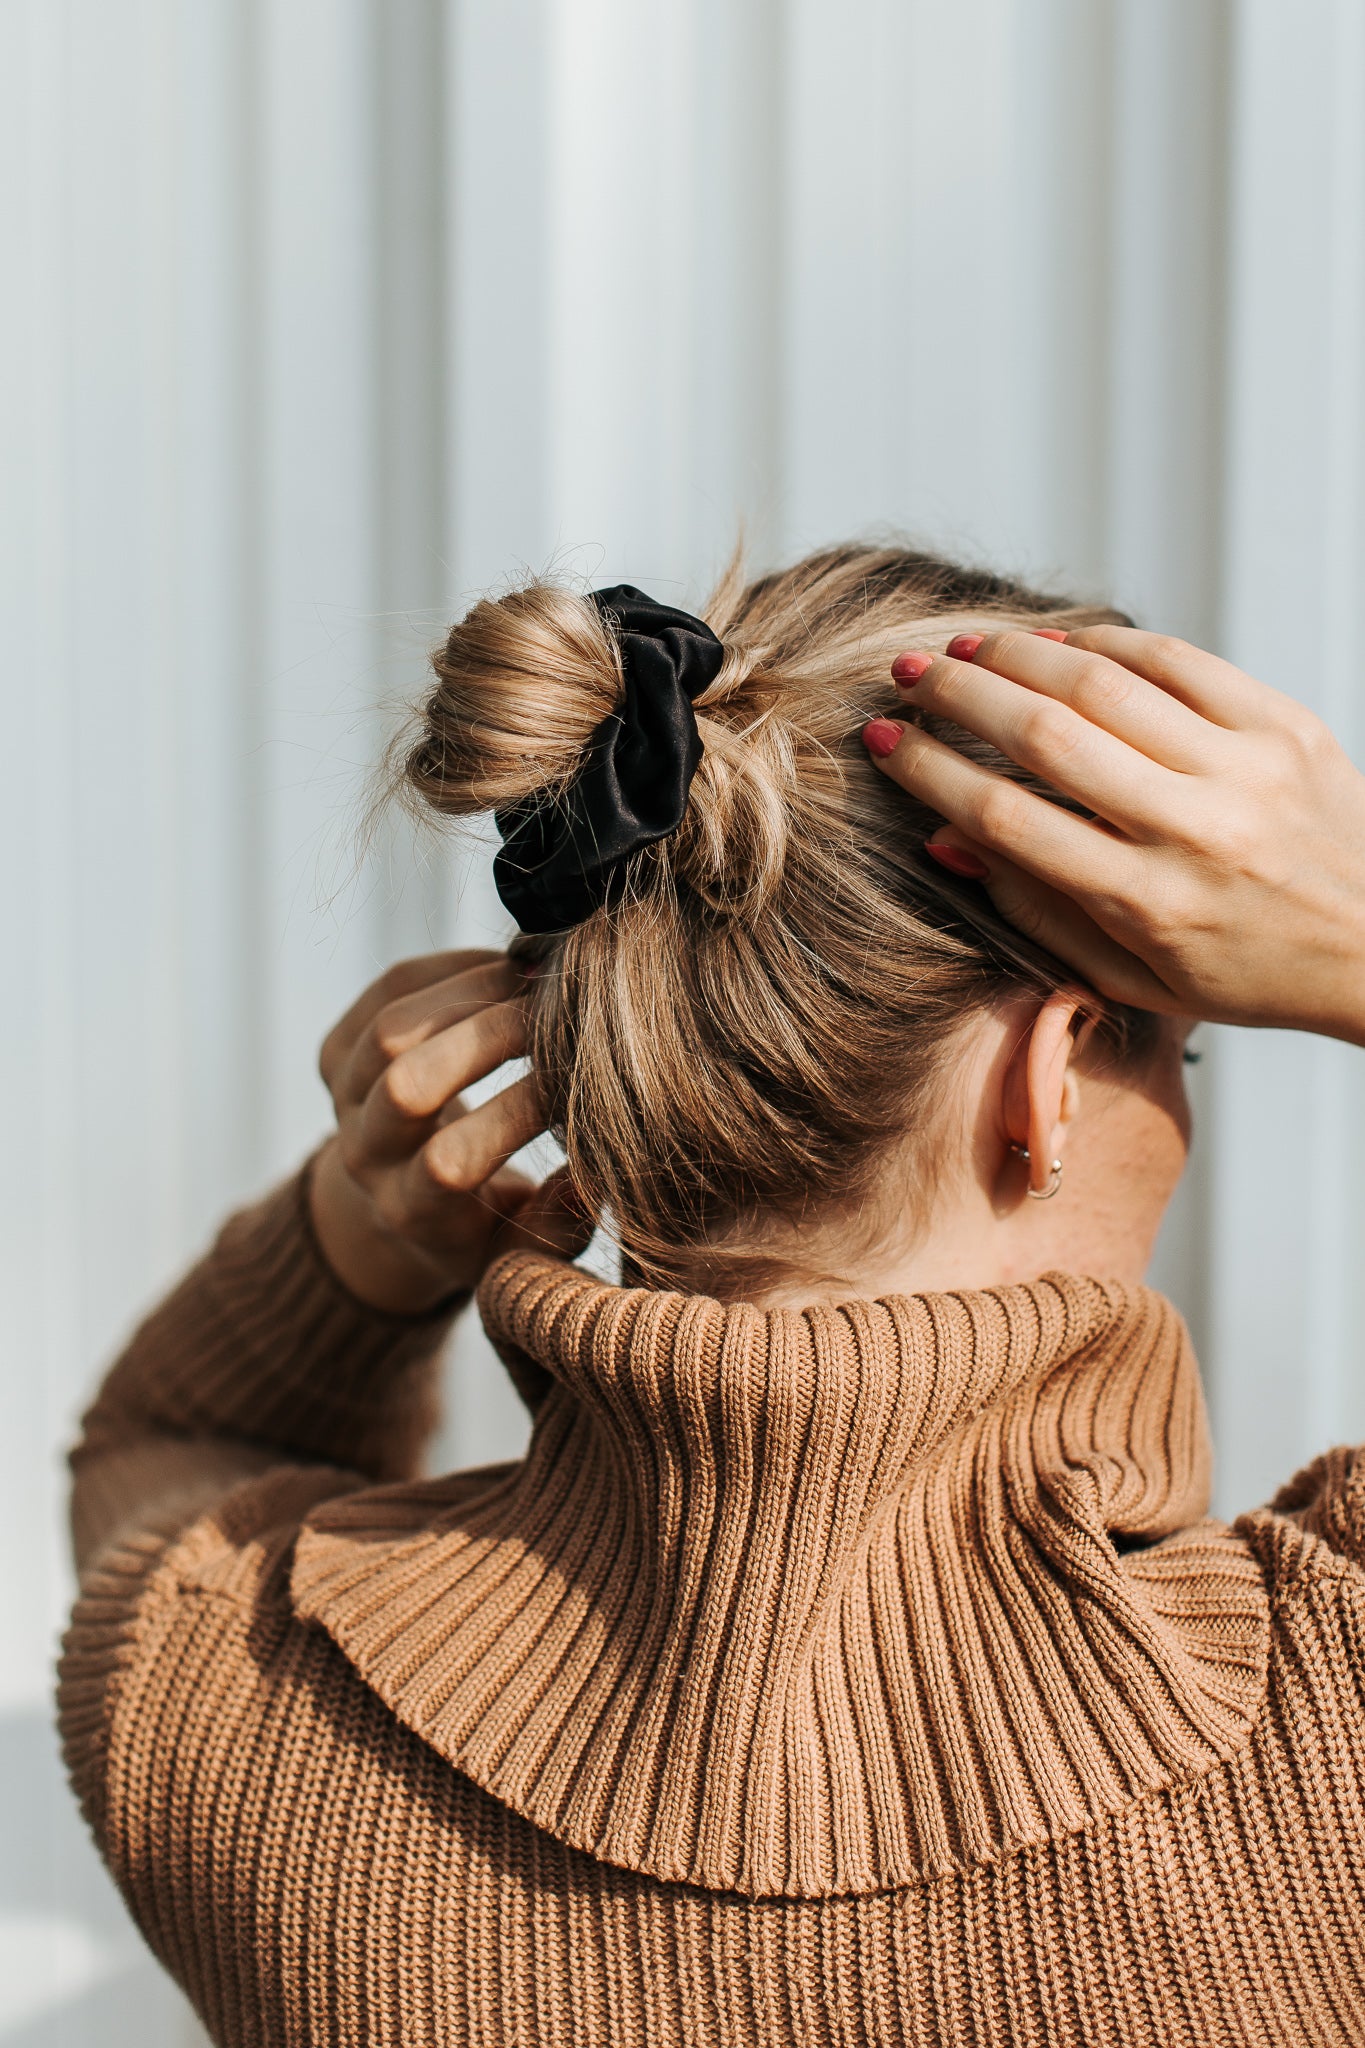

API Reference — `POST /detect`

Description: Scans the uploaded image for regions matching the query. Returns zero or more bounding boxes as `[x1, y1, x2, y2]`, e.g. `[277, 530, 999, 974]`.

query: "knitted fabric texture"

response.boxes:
[58, 1170, 1365, 2045]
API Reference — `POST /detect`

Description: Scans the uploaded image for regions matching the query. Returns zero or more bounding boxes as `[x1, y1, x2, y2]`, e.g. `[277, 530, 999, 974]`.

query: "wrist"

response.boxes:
[1305, 931, 1365, 1048]
[307, 1140, 462, 1317]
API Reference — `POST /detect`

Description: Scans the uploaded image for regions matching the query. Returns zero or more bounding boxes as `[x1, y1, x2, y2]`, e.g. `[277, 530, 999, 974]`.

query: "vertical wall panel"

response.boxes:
[1105, 0, 1230, 646]
[62, 0, 185, 1387]
[447, 0, 786, 606]
[3, 0, 75, 1715]
[170, 0, 261, 1240]
[1204, 0, 1365, 1513]
[1, 14, 99, 2035]
[780, 0, 1117, 586]
[780, 0, 920, 549]
[686, 0, 785, 572]
[446, 0, 555, 595]
[545, 0, 700, 583]
[255, 0, 387, 1162]
[2, 0, 227, 2032]
[371, 0, 458, 962]
[1103, 0, 1232, 1362]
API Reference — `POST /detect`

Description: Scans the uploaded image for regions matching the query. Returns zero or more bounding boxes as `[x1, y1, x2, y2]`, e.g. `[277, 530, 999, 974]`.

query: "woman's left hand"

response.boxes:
[862, 626, 1365, 1045]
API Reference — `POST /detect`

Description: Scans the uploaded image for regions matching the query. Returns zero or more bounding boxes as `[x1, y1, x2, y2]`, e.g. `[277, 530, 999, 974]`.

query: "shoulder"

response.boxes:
[1238, 1445, 1365, 1599]
[56, 1464, 535, 2035]
[1234, 1450, 1365, 1748]
[57, 1463, 365, 1840]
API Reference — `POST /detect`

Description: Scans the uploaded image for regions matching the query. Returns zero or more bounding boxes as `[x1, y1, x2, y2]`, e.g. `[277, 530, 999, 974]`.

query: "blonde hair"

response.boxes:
[404, 543, 1151, 1290]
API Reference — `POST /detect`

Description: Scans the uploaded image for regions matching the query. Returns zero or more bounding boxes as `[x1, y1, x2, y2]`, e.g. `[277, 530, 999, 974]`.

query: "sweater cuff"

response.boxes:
[74, 1163, 463, 1484]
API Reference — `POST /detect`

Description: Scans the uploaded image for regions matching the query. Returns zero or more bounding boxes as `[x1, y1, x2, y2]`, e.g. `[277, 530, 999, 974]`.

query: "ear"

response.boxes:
[1002, 991, 1085, 1195]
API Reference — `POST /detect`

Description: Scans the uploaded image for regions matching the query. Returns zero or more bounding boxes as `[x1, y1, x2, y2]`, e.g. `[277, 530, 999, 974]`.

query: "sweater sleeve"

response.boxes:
[69, 1160, 461, 1573]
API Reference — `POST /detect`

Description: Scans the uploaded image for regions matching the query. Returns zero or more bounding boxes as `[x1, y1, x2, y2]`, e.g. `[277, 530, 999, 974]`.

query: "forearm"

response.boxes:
[71, 1159, 460, 1569]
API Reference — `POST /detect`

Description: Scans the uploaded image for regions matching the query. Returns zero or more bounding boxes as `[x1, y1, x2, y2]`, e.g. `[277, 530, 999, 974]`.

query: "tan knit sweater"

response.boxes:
[58, 1168, 1365, 2046]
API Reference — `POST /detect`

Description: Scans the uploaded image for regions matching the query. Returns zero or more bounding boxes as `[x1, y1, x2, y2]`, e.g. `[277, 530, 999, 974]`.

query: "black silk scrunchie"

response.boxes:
[492, 585, 725, 934]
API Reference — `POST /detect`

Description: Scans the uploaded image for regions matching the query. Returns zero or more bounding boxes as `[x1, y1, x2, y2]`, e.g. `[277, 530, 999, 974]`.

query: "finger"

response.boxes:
[358, 1003, 532, 1179]
[389, 997, 530, 1121]
[402, 1074, 545, 1215]
[928, 835, 1180, 1013]
[893, 650, 1191, 839]
[359, 999, 530, 1162]
[344, 958, 523, 1104]
[321, 949, 506, 1090]
[907, 629, 1221, 773]
[1059, 626, 1288, 732]
[866, 720, 1145, 901]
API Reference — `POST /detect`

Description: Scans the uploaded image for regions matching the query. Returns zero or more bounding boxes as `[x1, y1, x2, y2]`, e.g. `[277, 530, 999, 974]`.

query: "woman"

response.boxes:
[60, 547, 1365, 2045]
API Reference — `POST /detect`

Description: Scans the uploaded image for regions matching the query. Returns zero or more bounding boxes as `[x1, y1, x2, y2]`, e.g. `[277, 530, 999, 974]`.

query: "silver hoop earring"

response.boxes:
[1011, 1142, 1063, 1200]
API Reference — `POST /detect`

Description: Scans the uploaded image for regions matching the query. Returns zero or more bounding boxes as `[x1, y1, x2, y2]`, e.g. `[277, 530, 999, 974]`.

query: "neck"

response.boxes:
[670, 1235, 1035, 1317]
[673, 1141, 1167, 1309]
[672, 1203, 1120, 1313]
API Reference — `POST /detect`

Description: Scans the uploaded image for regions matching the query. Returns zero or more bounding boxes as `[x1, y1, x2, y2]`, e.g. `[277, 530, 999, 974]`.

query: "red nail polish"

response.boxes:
[946, 633, 984, 661]
[925, 840, 989, 880]
[862, 718, 904, 759]
[891, 650, 933, 685]
[1033, 628, 1067, 642]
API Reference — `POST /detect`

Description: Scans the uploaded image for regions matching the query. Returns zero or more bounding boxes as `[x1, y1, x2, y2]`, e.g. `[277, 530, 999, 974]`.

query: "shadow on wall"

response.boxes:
[0, 1707, 202, 2047]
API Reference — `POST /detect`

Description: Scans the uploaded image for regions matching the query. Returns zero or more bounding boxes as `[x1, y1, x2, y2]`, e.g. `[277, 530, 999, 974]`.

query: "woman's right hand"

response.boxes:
[308, 950, 586, 1314]
[863, 627, 1365, 1046]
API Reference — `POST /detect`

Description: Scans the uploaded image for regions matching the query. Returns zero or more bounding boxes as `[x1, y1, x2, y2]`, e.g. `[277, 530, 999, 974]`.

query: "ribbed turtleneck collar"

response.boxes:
[291, 1255, 1269, 1899]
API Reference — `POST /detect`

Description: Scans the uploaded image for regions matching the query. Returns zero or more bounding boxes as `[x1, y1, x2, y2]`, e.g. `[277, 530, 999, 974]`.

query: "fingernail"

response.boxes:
[891, 650, 933, 686]
[1033, 628, 1068, 642]
[925, 840, 989, 880]
[946, 633, 984, 661]
[862, 718, 904, 759]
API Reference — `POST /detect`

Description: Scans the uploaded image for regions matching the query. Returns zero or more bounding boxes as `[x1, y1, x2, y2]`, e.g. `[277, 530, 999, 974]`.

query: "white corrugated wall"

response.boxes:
[3, 2, 1363, 2038]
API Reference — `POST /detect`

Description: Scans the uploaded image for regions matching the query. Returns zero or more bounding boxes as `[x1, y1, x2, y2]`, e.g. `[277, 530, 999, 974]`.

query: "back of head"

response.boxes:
[403, 544, 1151, 1292]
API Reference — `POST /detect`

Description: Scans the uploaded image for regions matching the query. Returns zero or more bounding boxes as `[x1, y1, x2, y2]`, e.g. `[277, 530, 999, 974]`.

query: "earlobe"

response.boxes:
[1009, 1141, 1064, 1200]
[1020, 991, 1085, 1198]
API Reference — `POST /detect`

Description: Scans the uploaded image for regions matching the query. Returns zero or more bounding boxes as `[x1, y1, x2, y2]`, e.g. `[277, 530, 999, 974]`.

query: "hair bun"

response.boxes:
[493, 587, 724, 933]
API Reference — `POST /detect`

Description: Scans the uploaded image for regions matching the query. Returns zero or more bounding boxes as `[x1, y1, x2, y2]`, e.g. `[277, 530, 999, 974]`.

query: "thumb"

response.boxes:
[492, 1168, 597, 1262]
